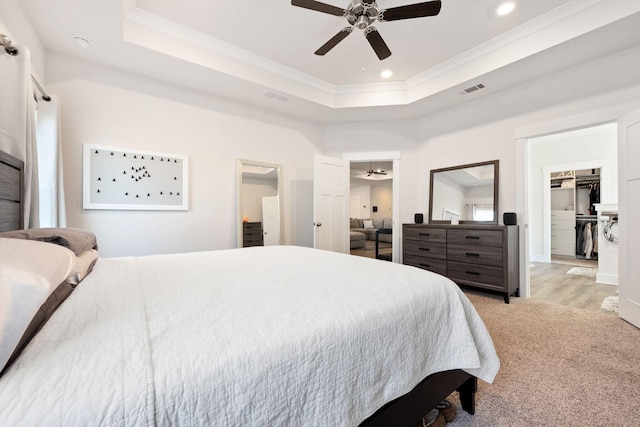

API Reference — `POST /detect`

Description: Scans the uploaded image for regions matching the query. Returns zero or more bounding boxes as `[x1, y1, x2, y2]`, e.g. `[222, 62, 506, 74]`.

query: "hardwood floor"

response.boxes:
[530, 257, 618, 314]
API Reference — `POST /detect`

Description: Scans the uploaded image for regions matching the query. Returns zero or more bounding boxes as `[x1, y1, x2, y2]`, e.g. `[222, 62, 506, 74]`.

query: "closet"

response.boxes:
[550, 169, 600, 260]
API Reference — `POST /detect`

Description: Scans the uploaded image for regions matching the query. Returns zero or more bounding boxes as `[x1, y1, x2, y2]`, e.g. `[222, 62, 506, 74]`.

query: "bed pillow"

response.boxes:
[0, 227, 97, 255]
[363, 219, 374, 229]
[0, 238, 75, 374]
[66, 249, 99, 286]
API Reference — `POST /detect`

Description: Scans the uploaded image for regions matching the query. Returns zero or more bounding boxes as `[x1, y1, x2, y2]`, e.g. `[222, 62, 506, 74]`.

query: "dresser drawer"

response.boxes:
[404, 255, 447, 276]
[551, 229, 575, 241]
[447, 228, 503, 247]
[551, 210, 575, 219]
[447, 244, 502, 267]
[404, 240, 446, 259]
[551, 240, 575, 256]
[551, 219, 575, 230]
[243, 222, 262, 231]
[403, 226, 446, 243]
[447, 261, 504, 288]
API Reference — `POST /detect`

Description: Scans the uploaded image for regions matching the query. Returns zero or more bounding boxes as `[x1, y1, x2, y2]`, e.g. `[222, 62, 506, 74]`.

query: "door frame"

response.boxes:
[342, 151, 401, 262]
[516, 104, 629, 298]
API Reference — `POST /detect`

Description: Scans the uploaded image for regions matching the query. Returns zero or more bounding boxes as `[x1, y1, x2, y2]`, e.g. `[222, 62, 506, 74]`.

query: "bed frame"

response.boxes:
[0, 149, 477, 426]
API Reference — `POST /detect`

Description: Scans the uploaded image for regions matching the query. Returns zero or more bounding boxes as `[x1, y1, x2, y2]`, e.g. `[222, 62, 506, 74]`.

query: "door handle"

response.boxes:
[314, 222, 322, 227]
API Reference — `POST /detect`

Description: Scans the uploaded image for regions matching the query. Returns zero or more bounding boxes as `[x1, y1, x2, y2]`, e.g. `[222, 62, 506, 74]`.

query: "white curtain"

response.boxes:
[0, 44, 39, 228]
[36, 95, 67, 227]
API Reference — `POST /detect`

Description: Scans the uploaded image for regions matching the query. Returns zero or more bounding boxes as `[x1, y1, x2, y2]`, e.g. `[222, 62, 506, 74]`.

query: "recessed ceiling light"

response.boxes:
[496, 2, 515, 16]
[72, 35, 90, 48]
[380, 69, 393, 79]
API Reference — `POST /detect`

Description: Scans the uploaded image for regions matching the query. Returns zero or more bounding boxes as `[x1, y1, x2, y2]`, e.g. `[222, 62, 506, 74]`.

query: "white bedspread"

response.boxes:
[0, 246, 499, 426]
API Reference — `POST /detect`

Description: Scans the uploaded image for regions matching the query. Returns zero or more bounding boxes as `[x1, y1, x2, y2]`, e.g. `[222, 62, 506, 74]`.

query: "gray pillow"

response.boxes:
[372, 218, 384, 229]
[383, 218, 393, 229]
[0, 228, 98, 255]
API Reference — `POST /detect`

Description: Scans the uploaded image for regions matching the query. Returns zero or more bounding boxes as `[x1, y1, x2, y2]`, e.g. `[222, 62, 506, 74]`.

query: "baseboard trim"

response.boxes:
[596, 273, 618, 285]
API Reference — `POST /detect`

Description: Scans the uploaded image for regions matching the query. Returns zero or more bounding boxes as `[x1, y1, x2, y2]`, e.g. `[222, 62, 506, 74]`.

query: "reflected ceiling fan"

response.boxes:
[367, 162, 387, 176]
[291, 0, 442, 60]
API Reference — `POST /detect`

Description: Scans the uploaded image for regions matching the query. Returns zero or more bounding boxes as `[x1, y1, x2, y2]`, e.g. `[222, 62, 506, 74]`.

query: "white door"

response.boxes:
[262, 195, 280, 246]
[314, 155, 349, 253]
[618, 109, 640, 328]
[349, 197, 361, 219]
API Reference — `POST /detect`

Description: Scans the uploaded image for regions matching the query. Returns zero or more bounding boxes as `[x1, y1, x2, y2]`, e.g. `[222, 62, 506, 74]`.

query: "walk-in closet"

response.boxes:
[550, 168, 600, 263]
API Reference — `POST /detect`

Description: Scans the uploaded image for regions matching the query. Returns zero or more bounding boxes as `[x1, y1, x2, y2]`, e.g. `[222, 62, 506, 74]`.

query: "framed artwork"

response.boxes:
[83, 143, 188, 210]
[443, 208, 460, 221]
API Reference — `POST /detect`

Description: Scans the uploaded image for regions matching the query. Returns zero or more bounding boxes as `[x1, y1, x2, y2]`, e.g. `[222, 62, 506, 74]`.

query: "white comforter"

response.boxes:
[0, 246, 499, 426]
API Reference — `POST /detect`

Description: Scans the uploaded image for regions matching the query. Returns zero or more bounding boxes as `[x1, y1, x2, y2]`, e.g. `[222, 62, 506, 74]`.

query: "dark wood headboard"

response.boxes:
[0, 150, 24, 232]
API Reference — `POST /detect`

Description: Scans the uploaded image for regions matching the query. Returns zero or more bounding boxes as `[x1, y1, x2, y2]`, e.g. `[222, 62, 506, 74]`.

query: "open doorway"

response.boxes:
[342, 151, 400, 262]
[526, 123, 619, 312]
[348, 160, 393, 260]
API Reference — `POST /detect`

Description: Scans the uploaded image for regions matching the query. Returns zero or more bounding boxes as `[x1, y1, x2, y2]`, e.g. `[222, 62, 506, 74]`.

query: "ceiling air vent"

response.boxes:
[459, 83, 485, 95]
[263, 91, 291, 102]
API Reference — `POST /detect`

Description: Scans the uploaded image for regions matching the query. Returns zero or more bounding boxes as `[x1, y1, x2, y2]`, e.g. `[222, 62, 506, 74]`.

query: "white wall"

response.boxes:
[371, 185, 392, 219]
[0, 1, 46, 80]
[241, 177, 278, 224]
[46, 53, 324, 257]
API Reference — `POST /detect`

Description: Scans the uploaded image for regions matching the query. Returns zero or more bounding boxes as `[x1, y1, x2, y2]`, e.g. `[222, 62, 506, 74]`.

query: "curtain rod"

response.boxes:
[1, 34, 52, 102]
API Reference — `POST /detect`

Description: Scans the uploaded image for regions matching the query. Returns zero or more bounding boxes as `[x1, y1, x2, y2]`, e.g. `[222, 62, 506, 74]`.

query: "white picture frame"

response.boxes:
[442, 208, 460, 221]
[83, 143, 188, 210]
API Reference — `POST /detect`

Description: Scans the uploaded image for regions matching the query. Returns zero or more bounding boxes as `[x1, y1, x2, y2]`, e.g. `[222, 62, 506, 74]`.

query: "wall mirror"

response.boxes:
[429, 160, 499, 224]
[236, 159, 283, 248]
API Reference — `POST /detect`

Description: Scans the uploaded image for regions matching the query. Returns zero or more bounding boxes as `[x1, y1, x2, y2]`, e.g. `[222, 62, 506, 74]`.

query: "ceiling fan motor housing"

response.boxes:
[348, 1, 379, 29]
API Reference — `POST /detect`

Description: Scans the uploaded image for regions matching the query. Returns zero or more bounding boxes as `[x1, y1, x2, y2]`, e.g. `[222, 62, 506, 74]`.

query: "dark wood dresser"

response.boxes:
[403, 224, 519, 303]
[242, 222, 263, 247]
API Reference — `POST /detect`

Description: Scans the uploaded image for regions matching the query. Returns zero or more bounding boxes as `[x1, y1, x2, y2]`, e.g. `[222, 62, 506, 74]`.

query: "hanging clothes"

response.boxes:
[0, 44, 39, 227]
[583, 222, 593, 260]
[593, 222, 598, 255]
[576, 222, 585, 256]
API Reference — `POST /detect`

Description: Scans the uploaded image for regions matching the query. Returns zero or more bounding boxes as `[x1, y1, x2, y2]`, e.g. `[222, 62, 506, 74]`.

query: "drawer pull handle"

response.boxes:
[419, 263, 431, 268]
[419, 247, 430, 251]
[465, 271, 481, 276]
[465, 236, 480, 240]
[418, 233, 430, 237]
[465, 252, 480, 257]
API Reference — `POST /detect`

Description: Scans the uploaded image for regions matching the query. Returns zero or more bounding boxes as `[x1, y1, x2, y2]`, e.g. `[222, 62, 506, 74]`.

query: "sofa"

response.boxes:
[350, 218, 393, 243]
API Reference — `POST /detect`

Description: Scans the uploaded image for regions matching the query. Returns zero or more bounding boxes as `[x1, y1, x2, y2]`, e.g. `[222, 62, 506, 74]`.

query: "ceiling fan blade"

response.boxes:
[365, 27, 391, 60]
[291, 0, 347, 17]
[315, 27, 353, 55]
[379, 0, 442, 22]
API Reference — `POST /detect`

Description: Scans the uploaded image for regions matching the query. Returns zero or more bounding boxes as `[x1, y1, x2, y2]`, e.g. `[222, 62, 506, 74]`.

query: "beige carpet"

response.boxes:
[445, 291, 640, 427]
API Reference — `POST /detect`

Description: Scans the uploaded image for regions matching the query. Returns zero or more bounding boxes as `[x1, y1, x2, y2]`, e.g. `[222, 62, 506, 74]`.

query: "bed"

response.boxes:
[0, 150, 499, 426]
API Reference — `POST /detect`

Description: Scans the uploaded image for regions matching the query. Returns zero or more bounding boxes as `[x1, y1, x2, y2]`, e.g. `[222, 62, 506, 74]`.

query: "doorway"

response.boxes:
[525, 123, 619, 312]
[349, 160, 393, 260]
[342, 151, 401, 262]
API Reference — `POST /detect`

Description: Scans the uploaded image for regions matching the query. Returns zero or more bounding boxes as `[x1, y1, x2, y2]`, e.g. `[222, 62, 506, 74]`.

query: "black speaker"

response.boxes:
[414, 213, 424, 224]
[503, 212, 517, 225]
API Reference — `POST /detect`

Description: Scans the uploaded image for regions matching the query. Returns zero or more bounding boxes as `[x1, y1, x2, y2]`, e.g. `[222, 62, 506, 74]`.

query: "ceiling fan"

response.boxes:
[367, 162, 387, 176]
[291, 0, 442, 60]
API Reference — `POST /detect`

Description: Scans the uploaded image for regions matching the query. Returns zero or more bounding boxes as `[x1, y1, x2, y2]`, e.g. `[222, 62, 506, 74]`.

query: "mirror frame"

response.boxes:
[236, 159, 284, 248]
[428, 159, 499, 225]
